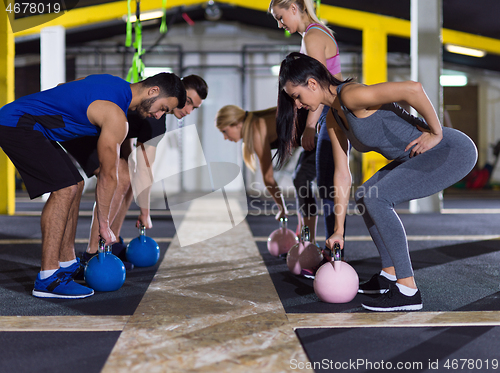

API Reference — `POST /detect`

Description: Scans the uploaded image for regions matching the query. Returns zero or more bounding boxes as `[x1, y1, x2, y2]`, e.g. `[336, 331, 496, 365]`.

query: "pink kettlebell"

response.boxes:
[313, 242, 359, 303]
[267, 217, 298, 257]
[287, 226, 323, 275]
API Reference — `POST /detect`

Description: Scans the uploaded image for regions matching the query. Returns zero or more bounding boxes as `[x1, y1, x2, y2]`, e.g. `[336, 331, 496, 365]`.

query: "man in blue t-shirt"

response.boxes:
[60, 75, 208, 267]
[0, 73, 186, 299]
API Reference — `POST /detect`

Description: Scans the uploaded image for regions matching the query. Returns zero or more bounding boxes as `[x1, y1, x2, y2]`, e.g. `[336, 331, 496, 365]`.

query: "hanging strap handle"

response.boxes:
[125, 0, 132, 47]
[160, 0, 168, 34]
[316, 0, 321, 19]
[126, 0, 145, 82]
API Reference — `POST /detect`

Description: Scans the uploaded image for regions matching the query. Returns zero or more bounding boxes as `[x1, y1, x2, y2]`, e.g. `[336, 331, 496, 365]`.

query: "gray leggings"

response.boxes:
[354, 127, 477, 279]
[292, 136, 318, 217]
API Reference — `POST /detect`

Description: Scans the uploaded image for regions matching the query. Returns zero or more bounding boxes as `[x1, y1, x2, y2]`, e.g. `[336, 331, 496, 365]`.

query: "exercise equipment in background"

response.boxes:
[287, 226, 323, 275]
[126, 225, 160, 267]
[267, 217, 298, 257]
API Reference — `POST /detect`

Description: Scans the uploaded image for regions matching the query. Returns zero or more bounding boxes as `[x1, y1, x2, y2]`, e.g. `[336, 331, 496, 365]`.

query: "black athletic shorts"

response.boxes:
[0, 125, 83, 199]
[61, 110, 166, 178]
[61, 136, 100, 178]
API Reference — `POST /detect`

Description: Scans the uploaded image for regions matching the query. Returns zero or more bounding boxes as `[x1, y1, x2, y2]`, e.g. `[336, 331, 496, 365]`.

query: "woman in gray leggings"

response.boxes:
[275, 52, 477, 312]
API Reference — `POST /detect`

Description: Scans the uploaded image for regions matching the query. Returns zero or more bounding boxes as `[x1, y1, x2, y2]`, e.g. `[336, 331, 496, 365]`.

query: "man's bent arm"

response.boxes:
[88, 100, 128, 245]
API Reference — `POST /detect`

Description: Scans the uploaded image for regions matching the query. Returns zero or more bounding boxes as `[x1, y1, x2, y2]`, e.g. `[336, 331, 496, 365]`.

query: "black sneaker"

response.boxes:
[111, 236, 127, 261]
[80, 250, 134, 271]
[362, 283, 423, 312]
[57, 257, 83, 279]
[80, 251, 96, 265]
[74, 252, 97, 281]
[358, 273, 396, 294]
[300, 260, 325, 279]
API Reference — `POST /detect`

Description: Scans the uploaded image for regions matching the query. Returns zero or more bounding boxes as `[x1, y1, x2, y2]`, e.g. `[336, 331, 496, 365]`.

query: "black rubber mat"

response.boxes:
[247, 209, 500, 313]
[0, 195, 177, 373]
[0, 242, 169, 316]
[296, 326, 500, 373]
[0, 197, 176, 316]
[0, 331, 121, 373]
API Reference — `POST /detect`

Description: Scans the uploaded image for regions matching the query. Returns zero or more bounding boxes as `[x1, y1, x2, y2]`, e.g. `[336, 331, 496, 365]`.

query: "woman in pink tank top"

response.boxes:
[300, 22, 341, 76]
[269, 0, 345, 262]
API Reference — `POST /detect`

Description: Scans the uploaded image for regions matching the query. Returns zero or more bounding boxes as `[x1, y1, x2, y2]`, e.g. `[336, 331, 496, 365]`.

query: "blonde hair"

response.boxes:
[215, 105, 276, 172]
[269, 0, 333, 33]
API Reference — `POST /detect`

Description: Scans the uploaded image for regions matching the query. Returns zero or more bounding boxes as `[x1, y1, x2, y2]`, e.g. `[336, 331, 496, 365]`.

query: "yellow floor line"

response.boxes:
[3, 235, 496, 246]
[0, 238, 173, 245]
[287, 311, 500, 329]
[13, 210, 173, 217]
[442, 208, 500, 214]
[254, 235, 500, 242]
[14, 207, 500, 217]
[0, 316, 130, 332]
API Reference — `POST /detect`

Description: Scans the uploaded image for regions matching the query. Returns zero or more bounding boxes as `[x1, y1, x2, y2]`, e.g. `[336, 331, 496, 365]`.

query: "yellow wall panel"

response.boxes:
[0, 5, 16, 215]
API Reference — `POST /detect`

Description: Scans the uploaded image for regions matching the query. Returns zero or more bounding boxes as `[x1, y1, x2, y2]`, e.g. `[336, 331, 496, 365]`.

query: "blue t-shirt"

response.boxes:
[0, 74, 132, 142]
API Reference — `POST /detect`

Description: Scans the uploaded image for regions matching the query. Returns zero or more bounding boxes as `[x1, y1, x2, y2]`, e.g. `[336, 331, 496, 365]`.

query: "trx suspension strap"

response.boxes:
[160, 0, 168, 34]
[126, 0, 145, 83]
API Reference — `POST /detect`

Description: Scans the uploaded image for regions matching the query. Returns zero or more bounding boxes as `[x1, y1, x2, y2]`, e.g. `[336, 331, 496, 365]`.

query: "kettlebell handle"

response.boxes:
[300, 226, 310, 242]
[333, 242, 341, 262]
[139, 224, 147, 236]
[279, 217, 288, 229]
[98, 237, 107, 263]
[98, 237, 106, 253]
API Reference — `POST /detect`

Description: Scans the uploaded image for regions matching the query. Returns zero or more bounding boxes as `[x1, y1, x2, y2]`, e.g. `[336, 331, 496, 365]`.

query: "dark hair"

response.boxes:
[275, 52, 351, 168]
[140, 72, 187, 109]
[182, 75, 209, 100]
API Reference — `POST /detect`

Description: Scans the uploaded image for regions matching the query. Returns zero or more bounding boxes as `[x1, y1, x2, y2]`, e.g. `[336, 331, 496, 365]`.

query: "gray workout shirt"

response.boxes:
[333, 83, 427, 162]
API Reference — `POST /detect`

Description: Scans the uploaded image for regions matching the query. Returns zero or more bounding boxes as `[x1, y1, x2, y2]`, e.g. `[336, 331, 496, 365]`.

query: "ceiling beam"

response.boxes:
[12, 0, 201, 36]
[12, 1, 500, 57]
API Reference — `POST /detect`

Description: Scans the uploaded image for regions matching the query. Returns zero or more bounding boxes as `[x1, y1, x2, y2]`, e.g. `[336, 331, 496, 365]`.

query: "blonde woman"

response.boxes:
[269, 0, 344, 251]
[216, 105, 318, 243]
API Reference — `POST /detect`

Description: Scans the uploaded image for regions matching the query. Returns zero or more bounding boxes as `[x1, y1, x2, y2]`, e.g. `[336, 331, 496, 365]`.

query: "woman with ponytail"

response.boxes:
[270, 0, 344, 253]
[216, 105, 319, 244]
[278, 52, 477, 311]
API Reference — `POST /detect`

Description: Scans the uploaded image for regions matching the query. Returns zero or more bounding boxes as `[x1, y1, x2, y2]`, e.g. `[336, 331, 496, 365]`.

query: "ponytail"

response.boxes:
[275, 95, 310, 169]
[275, 89, 297, 169]
[241, 111, 256, 172]
[275, 52, 353, 167]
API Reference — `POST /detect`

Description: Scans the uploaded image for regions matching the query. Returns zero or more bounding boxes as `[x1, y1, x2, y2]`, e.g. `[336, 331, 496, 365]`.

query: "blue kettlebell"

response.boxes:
[126, 225, 160, 267]
[84, 238, 126, 292]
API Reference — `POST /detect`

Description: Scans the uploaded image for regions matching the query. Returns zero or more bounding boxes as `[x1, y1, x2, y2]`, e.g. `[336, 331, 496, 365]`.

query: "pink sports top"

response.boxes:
[300, 23, 341, 75]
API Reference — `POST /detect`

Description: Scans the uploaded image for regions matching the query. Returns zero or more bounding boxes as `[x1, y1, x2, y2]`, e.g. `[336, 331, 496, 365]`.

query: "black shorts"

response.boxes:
[0, 125, 83, 199]
[60, 136, 100, 178]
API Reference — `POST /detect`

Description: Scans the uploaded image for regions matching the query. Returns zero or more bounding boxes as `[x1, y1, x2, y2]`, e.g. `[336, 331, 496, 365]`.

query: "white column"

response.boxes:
[40, 25, 65, 90]
[40, 26, 66, 200]
[409, 0, 443, 213]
